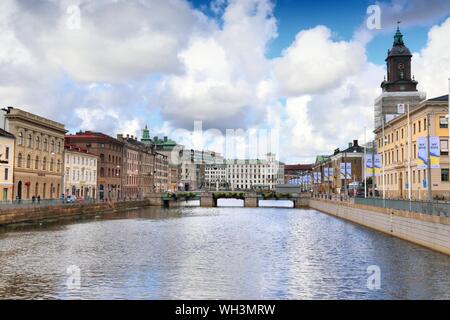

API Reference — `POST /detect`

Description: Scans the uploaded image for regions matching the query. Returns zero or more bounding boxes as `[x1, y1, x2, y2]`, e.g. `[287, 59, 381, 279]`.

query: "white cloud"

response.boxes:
[414, 17, 450, 98]
[159, 0, 277, 129]
[274, 26, 366, 96]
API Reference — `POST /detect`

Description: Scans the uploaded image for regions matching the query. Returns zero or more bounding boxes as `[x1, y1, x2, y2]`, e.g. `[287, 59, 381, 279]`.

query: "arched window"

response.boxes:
[44, 138, 48, 151]
[100, 154, 104, 162]
[51, 140, 55, 153]
[50, 159, 54, 171]
[26, 154, 31, 168]
[35, 156, 39, 169]
[27, 134, 32, 147]
[57, 141, 61, 154]
[18, 153, 23, 167]
[100, 167, 105, 177]
[35, 136, 40, 149]
[56, 160, 60, 173]
[42, 157, 47, 171]
[18, 132, 23, 145]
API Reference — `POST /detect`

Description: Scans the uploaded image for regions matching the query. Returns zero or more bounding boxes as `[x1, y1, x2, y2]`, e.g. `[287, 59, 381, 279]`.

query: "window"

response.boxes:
[35, 156, 39, 169]
[44, 138, 48, 151]
[42, 157, 47, 171]
[27, 134, 32, 147]
[441, 169, 449, 182]
[57, 160, 60, 173]
[4, 168, 8, 180]
[18, 153, 22, 167]
[413, 123, 416, 134]
[18, 132, 23, 145]
[50, 159, 54, 171]
[36, 136, 40, 149]
[440, 116, 448, 129]
[51, 140, 55, 153]
[26, 154, 31, 168]
[424, 118, 427, 130]
[5, 147, 9, 160]
[441, 140, 449, 156]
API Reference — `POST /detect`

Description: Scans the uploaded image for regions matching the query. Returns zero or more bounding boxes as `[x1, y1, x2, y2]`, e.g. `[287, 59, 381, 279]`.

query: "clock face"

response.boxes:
[398, 62, 405, 70]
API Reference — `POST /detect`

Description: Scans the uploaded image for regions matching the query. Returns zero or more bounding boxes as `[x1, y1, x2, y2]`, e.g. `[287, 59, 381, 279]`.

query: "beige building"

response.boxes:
[374, 95, 449, 200]
[63, 144, 98, 199]
[0, 129, 15, 201]
[2, 107, 66, 200]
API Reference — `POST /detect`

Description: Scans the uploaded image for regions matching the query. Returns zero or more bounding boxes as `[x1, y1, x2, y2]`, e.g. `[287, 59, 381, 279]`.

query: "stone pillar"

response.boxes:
[293, 193, 310, 208]
[148, 193, 163, 206]
[200, 193, 215, 207]
[244, 193, 258, 208]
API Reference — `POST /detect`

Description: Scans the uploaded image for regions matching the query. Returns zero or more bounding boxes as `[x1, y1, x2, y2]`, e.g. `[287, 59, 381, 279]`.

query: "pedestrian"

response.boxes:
[32, 195, 36, 204]
[37, 195, 41, 204]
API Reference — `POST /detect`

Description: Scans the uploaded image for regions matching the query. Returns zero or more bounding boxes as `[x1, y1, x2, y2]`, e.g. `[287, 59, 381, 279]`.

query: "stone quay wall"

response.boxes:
[309, 199, 450, 256]
[0, 200, 152, 227]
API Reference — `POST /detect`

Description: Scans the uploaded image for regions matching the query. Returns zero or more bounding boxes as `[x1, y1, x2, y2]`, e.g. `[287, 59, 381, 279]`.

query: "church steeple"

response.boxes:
[393, 21, 404, 46]
[381, 23, 418, 92]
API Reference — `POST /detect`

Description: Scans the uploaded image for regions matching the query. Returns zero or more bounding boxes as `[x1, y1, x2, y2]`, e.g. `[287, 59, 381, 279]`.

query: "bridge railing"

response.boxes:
[354, 197, 450, 217]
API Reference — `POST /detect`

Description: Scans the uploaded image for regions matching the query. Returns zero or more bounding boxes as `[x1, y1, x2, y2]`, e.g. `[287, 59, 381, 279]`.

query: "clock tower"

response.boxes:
[381, 24, 418, 92]
[374, 23, 426, 130]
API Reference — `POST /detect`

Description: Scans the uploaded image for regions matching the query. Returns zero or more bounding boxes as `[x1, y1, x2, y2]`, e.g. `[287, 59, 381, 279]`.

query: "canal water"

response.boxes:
[0, 204, 449, 299]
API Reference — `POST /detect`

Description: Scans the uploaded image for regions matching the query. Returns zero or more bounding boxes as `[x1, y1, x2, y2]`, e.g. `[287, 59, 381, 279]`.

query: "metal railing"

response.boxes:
[354, 197, 450, 217]
[0, 198, 99, 209]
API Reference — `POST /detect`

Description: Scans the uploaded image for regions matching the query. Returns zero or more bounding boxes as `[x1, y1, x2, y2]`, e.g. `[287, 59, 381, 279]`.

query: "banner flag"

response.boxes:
[365, 155, 373, 177]
[374, 154, 381, 177]
[417, 136, 427, 169]
[429, 136, 440, 169]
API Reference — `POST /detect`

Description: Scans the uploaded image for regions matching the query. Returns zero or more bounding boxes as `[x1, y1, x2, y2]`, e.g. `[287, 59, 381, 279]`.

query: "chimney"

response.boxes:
[353, 140, 358, 147]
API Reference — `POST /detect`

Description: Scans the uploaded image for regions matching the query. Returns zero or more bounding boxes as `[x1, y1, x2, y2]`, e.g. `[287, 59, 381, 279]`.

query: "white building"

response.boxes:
[204, 163, 227, 190]
[63, 144, 98, 199]
[205, 153, 285, 191]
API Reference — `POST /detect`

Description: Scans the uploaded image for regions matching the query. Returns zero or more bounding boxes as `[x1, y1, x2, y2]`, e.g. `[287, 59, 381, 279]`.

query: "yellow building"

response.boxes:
[3, 107, 66, 200]
[0, 129, 15, 201]
[374, 95, 449, 200]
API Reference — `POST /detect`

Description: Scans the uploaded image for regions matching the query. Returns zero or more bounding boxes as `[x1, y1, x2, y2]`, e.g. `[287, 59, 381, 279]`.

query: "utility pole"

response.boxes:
[407, 103, 412, 201]
[382, 118, 386, 201]
[426, 112, 432, 202]
[364, 127, 367, 198]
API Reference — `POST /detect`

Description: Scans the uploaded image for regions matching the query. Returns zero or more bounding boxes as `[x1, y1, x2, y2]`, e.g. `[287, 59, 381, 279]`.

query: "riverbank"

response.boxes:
[0, 199, 152, 227]
[309, 198, 450, 256]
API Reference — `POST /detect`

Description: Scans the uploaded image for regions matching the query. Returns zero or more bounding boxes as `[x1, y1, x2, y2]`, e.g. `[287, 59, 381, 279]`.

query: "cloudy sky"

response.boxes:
[1, 0, 450, 163]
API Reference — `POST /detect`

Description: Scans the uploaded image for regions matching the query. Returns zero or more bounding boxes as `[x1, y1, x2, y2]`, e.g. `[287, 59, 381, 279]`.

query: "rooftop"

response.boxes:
[0, 128, 15, 139]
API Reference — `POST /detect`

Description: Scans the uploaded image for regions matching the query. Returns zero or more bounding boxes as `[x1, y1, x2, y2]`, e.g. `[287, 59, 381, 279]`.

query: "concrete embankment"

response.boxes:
[0, 200, 152, 227]
[309, 198, 450, 256]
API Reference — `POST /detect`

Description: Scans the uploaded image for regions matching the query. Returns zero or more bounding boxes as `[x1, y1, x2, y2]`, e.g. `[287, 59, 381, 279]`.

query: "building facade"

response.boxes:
[154, 152, 169, 192]
[374, 95, 449, 200]
[2, 107, 66, 200]
[65, 132, 124, 201]
[204, 163, 227, 190]
[204, 153, 284, 191]
[0, 129, 15, 201]
[63, 144, 98, 199]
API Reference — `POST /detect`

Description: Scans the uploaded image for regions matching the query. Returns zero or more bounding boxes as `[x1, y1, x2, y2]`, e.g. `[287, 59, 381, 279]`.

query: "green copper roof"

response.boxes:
[315, 155, 330, 165]
[393, 24, 404, 46]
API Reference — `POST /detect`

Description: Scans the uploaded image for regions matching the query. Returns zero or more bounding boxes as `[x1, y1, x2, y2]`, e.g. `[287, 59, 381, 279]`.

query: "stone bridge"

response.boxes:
[148, 192, 310, 209]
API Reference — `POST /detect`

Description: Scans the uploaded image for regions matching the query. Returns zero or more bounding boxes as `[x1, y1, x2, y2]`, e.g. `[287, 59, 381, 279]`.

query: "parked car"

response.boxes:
[66, 195, 77, 203]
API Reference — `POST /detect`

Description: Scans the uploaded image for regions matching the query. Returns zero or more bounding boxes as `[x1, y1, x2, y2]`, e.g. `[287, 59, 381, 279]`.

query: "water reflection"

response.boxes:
[0, 206, 449, 299]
